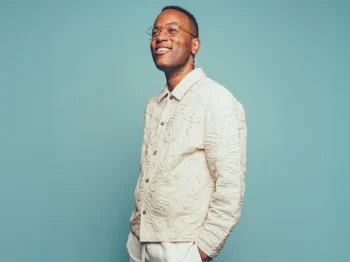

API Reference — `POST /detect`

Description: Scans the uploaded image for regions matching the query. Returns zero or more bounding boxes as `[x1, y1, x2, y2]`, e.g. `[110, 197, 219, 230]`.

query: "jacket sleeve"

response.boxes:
[195, 90, 247, 258]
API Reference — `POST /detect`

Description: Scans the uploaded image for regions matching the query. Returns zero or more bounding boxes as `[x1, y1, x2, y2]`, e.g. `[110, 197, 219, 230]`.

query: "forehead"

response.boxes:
[153, 9, 190, 27]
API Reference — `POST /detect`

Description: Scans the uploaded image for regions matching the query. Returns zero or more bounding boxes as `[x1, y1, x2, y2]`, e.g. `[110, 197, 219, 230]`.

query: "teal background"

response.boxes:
[1, 0, 349, 261]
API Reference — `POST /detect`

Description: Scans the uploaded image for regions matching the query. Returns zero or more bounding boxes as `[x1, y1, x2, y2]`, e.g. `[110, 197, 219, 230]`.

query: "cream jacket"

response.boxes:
[129, 68, 247, 259]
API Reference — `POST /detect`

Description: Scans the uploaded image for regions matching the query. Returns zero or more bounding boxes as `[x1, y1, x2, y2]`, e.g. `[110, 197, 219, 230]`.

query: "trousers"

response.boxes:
[126, 231, 204, 262]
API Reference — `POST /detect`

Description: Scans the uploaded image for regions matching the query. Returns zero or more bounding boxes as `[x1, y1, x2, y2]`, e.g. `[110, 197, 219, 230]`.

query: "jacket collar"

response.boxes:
[157, 68, 206, 103]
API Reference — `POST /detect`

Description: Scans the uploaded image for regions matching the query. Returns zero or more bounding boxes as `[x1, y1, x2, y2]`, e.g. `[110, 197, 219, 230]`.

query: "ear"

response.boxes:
[191, 38, 201, 55]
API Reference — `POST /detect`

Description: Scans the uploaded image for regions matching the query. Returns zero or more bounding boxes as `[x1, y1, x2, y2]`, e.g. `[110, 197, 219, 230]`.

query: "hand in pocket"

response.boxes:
[197, 246, 208, 262]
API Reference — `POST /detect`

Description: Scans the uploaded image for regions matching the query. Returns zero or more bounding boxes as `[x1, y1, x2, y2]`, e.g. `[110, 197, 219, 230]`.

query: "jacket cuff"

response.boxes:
[195, 237, 217, 259]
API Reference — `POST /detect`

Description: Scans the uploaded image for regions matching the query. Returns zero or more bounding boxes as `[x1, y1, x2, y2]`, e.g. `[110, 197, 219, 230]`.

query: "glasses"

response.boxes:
[147, 22, 196, 40]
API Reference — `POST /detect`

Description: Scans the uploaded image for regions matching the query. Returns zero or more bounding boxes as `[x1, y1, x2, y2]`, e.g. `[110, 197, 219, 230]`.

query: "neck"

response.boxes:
[165, 63, 194, 92]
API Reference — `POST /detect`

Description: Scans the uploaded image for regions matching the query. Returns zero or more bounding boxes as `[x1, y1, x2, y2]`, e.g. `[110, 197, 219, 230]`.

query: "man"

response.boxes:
[127, 5, 247, 262]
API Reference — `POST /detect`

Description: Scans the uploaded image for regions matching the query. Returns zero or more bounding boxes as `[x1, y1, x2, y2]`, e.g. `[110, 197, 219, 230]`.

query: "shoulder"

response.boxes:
[199, 76, 244, 111]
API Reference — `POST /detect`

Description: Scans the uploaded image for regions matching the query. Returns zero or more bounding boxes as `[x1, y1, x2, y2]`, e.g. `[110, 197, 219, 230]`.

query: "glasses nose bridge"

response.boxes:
[157, 25, 168, 38]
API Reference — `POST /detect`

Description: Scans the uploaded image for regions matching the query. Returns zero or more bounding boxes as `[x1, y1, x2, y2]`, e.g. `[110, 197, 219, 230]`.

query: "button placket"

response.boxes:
[153, 99, 171, 159]
[141, 93, 175, 228]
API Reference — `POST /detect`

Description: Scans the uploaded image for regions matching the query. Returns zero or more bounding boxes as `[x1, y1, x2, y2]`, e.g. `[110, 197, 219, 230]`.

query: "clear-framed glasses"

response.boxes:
[146, 22, 196, 40]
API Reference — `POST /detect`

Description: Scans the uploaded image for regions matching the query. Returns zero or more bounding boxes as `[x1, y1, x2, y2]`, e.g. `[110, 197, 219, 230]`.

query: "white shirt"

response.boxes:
[129, 68, 247, 258]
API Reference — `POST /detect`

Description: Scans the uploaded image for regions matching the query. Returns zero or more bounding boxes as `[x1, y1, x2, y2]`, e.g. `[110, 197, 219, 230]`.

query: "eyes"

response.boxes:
[147, 22, 195, 40]
[167, 27, 178, 35]
[151, 24, 179, 38]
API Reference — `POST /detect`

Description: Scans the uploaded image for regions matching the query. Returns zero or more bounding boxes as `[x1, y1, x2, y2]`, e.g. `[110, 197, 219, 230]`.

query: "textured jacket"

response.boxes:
[129, 68, 247, 258]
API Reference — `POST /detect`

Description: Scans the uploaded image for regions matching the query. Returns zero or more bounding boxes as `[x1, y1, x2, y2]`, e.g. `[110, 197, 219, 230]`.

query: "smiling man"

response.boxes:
[126, 5, 247, 262]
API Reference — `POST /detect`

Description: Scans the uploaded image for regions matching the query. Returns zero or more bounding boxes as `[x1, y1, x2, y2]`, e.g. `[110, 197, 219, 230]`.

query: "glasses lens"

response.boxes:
[147, 27, 158, 39]
[151, 27, 159, 37]
[147, 23, 180, 40]
[165, 23, 179, 37]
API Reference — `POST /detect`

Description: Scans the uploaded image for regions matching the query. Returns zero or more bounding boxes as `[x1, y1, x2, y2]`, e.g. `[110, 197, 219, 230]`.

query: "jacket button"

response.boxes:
[142, 210, 146, 215]
[160, 122, 164, 126]
[169, 95, 174, 100]
[154, 151, 157, 155]
[145, 179, 149, 183]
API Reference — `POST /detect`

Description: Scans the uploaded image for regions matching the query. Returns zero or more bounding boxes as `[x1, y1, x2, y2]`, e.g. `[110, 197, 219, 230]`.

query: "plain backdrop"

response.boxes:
[1, 0, 349, 261]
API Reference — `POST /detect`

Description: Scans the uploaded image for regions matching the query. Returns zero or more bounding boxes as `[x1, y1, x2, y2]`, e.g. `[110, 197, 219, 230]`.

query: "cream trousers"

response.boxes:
[126, 231, 206, 262]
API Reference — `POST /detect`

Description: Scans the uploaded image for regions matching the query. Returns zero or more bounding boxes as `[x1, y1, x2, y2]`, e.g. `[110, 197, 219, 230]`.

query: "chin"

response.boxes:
[156, 64, 170, 72]
[154, 60, 173, 72]
[151, 53, 173, 71]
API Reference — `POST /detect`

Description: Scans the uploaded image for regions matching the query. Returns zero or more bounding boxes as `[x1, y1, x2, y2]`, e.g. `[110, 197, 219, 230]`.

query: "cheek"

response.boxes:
[170, 48, 182, 60]
[150, 41, 155, 52]
[172, 39, 191, 60]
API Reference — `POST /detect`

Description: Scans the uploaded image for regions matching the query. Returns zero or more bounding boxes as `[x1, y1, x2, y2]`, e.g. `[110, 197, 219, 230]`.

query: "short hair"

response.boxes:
[161, 5, 199, 38]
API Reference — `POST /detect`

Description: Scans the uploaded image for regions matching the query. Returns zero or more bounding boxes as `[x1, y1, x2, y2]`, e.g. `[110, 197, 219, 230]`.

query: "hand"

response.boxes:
[197, 246, 208, 262]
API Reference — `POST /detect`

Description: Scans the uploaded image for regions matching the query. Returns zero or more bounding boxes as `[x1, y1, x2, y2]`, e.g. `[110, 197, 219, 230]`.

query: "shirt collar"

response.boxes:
[157, 85, 169, 103]
[157, 68, 206, 103]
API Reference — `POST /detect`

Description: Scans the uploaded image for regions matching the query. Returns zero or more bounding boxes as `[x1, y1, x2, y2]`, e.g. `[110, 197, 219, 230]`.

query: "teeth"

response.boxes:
[157, 47, 170, 51]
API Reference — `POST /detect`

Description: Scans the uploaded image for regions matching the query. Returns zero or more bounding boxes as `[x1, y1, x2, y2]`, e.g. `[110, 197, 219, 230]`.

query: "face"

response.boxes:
[150, 9, 198, 73]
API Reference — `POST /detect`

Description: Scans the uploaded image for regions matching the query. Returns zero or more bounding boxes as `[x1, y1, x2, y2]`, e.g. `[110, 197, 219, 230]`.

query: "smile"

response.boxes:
[155, 47, 171, 54]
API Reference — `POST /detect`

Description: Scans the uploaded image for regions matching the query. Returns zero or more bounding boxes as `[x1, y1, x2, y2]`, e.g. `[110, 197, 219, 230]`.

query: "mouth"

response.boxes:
[154, 46, 172, 55]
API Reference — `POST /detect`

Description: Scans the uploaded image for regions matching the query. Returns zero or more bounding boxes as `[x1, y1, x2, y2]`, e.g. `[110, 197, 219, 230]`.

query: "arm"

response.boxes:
[196, 91, 247, 259]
